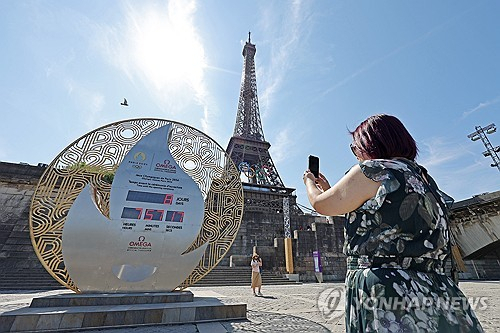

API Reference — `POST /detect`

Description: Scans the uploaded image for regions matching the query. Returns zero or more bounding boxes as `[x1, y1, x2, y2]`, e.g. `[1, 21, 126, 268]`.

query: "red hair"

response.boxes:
[350, 114, 418, 160]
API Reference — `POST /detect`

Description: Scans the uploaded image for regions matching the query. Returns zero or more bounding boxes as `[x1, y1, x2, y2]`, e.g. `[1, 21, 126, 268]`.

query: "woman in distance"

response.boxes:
[303, 114, 483, 332]
[251, 253, 263, 296]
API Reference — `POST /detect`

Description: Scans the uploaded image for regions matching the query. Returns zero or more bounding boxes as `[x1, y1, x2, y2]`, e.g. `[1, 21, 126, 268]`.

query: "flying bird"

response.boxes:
[121, 98, 128, 106]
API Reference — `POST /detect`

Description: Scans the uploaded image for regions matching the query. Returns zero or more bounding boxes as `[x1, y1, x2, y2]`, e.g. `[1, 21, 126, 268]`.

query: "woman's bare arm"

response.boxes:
[304, 164, 380, 216]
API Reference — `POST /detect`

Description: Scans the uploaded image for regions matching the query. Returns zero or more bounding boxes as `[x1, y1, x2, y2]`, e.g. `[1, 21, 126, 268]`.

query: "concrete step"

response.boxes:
[0, 269, 62, 290]
[0, 267, 298, 290]
[30, 291, 193, 308]
[193, 267, 298, 287]
[0, 285, 62, 290]
[193, 281, 297, 286]
[195, 276, 294, 282]
[0, 291, 246, 332]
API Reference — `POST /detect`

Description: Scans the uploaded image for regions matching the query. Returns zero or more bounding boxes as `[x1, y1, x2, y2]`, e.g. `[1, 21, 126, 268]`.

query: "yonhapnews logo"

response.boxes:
[317, 286, 345, 322]
[317, 285, 489, 324]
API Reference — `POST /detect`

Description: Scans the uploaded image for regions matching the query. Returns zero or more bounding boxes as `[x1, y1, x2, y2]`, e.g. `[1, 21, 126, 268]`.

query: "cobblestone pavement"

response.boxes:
[0, 281, 498, 332]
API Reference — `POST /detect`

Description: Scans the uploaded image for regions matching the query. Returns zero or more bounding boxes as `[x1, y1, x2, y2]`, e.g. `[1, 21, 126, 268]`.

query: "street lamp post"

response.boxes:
[467, 123, 500, 171]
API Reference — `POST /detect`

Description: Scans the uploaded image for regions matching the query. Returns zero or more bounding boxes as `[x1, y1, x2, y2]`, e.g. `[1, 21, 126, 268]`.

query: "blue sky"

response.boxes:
[1, 0, 499, 209]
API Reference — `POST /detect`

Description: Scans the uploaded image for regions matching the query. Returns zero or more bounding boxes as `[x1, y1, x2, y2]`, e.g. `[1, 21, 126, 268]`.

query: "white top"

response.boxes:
[251, 259, 262, 273]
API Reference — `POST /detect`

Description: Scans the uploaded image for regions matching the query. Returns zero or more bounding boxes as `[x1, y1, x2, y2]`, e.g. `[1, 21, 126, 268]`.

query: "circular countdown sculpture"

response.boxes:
[29, 118, 243, 293]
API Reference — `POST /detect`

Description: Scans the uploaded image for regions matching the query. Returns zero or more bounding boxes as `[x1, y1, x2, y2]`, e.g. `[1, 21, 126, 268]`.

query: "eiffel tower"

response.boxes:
[227, 33, 296, 214]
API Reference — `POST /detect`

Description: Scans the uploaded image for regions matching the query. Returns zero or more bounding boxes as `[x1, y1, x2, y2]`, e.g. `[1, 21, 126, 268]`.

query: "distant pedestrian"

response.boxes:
[250, 253, 263, 296]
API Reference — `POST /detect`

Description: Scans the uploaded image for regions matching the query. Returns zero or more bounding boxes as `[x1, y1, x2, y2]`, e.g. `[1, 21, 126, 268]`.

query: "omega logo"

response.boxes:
[155, 159, 176, 171]
[129, 236, 151, 247]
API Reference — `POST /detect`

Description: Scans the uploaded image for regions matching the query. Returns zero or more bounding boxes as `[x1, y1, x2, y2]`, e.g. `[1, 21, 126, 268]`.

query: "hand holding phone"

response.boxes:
[308, 155, 319, 178]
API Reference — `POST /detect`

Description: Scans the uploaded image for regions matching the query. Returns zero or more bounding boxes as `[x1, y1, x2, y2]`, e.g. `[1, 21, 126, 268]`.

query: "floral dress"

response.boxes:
[344, 158, 483, 333]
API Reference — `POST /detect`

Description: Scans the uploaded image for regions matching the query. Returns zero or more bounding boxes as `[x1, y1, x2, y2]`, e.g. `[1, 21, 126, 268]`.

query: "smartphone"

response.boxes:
[308, 155, 319, 178]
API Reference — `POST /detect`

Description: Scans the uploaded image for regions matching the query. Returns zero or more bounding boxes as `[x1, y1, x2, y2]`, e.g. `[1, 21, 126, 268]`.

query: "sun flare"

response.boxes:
[127, 1, 206, 93]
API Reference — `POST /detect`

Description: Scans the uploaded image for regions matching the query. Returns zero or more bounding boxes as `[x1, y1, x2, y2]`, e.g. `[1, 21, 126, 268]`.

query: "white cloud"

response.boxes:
[461, 95, 500, 119]
[270, 127, 292, 164]
[64, 78, 105, 129]
[258, 0, 312, 119]
[418, 136, 498, 201]
[321, 7, 474, 96]
[418, 137, 470, 168]
[205, 65, 240, 76]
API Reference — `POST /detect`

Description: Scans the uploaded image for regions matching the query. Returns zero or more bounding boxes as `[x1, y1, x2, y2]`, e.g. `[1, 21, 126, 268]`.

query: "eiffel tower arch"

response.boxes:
[225, 34, 307, 264]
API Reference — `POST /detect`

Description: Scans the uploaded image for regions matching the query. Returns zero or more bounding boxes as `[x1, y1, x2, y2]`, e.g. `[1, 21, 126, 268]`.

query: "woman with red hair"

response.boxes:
[304, 114, 483, 332]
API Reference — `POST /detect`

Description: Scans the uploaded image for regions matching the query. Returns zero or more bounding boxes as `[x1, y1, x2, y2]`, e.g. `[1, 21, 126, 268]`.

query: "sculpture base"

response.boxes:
[0, 291, 247, 332]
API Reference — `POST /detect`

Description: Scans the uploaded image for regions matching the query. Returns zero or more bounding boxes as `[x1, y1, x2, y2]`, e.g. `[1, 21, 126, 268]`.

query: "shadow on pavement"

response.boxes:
[257, 295, 277, 299]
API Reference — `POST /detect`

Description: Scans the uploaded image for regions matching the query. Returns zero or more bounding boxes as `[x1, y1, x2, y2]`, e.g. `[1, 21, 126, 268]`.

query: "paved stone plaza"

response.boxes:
[1, 281, 499, 332]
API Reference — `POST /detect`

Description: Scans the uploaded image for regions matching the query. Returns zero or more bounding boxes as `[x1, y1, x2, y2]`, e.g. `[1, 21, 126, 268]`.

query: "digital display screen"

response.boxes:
[144, 209, 164, 221]
[121, 207, 143, 219]
[166, 211, 184, 222]
[121, 207, 184, 222]
[126, 190, 174, 205]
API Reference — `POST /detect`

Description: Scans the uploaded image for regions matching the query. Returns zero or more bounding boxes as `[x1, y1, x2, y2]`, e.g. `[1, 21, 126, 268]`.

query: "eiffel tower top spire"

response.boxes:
[227, 34, 286, 188]
[231, 32, 266, 142]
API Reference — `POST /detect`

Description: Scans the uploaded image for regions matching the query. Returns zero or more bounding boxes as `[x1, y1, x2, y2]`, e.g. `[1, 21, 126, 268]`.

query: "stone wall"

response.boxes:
[246, 216, 347, 282]
[224, 209, 324, 264]
[0, 162, 46, 270]
[290, 218, 347, 281]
